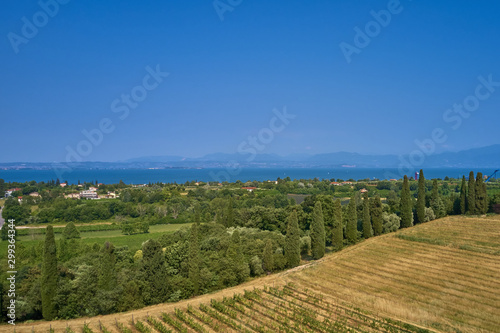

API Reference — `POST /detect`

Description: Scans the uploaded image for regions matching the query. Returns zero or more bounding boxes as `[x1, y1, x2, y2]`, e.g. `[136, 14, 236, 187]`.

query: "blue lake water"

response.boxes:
[0, 168, 491, 184]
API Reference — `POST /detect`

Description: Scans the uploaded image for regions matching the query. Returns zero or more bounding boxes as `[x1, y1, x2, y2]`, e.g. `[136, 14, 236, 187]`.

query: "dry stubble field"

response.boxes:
[8, 215, 500, 333]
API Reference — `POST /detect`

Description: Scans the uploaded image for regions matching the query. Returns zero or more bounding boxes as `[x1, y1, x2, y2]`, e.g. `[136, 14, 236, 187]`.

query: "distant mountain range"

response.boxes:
[1, 145, 500, 170]
[121, 145, 500, 168]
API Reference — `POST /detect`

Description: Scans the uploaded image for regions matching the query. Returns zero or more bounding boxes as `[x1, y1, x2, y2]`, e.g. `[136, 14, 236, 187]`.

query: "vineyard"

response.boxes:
[39, 284, 427, 333]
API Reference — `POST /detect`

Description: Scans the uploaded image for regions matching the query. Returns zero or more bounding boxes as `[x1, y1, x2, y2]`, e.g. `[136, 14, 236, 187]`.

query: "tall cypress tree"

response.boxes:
[188, 223, 200, 295]
[346, 195, 358, 244]
[430, 179, 446, 218]
[194, 203, 201, 224]
[475, 172, 487, 214]
[141, 239, 168, 304]
[467, 171, 476, 214]
[459, 175, 467, 215]
[284, 211, 300, 267]
[371, 195, 383, 236]
[263, 238, 274, 272]
[227, 231, 250, 283]
[224, 198, 235, 228]
[482, 178, 488, 213]
[400, 175, 413, 228]
[41, 225, 58, 320]
[362, 192, 372, 239]
[416, 169, 426, 224]
[98, 241, 116, 291]
[310, 201, 325, 260]
[332, 199, 343, 251]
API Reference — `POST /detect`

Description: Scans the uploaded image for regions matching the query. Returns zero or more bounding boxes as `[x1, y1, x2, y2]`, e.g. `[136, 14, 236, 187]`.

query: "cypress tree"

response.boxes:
[482, 179, 488, 213]
[310, 202, 326, 260]
[467, 171, 476, 214]
[346, 195, 358, 244]
[371, 195, 383, 236]
[263, 238, 274, 272]
[224, 198, 235, 228]
[215, 211, 223, 225]
[319, 196, 335, 246]
[416, 169, 426, 224]
[227, 231, 250, 283]
[1, 223, 8, 241]
[194, 203, 201, 224]
[41, 225, 58, 320]
[188, 223, 200, 295]
[284, 211, 301, 267]
[98, 241, 116, 290]
[332, 199, 343, 251]
[400, 175, 413, 228]
[362, 192, 373, 239]
[62, 222, 80, 239]
[141, 239, 168, 304]
[460, 176, 467, 215]
[475, 172, 487, 214]
[430, 179, 446, 218]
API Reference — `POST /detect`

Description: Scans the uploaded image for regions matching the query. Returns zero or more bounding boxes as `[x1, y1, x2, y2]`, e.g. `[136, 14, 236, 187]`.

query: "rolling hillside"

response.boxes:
[10, 215, 500, 333]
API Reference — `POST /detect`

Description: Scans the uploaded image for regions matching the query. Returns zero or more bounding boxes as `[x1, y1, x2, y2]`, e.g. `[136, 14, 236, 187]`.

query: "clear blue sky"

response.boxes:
[1, 0, 500, 162]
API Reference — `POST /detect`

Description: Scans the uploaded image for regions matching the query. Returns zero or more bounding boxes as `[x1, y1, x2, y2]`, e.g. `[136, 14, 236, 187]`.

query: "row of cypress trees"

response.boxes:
[400, 170, 489, 228]
[282, 192, 385, 267]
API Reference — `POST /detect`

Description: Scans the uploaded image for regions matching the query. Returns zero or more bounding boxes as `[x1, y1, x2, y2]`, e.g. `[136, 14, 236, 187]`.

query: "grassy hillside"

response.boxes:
[11, 215, 500, 332]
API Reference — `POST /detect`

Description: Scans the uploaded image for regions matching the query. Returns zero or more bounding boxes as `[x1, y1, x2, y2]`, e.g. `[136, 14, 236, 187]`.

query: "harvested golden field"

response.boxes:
[291, 215, 500, 332]
[9, 215, 500, 333]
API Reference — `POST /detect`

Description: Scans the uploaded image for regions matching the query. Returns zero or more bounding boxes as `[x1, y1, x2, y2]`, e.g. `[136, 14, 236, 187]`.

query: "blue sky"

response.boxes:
[1, 0, 500, 162]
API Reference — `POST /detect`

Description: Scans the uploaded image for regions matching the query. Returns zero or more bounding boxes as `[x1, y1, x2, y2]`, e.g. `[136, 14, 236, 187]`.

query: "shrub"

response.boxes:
[382, 213, 400, 233]
[299, 236, 311, 255]
[249, 255, 264, 276]
[424, 207, 435, 222]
